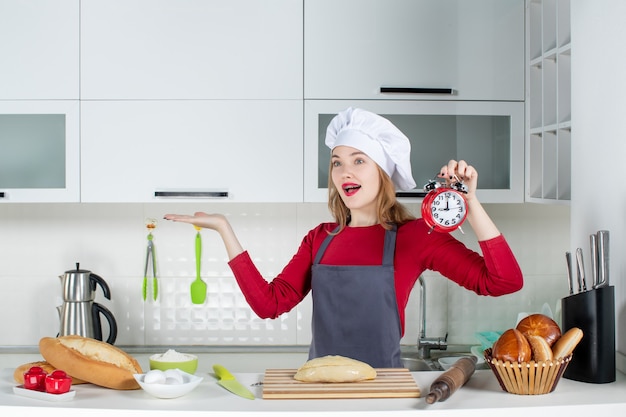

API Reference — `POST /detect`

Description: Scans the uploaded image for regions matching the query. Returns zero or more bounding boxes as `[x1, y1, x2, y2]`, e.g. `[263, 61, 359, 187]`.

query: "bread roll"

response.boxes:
[516, 314, 561, 346]
[13, 361, 87, 385]
[552, 327, 584, 359]
[492, 328, 532, 363]
[526, 335, 554, 362]
[39, 336, 142, 390]
[294, 355, 376, 383]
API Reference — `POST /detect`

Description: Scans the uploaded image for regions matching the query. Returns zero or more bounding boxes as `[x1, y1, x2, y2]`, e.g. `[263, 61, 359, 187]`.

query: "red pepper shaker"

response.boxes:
[45, 370, 73, 394]
[23, 366, 47, 391]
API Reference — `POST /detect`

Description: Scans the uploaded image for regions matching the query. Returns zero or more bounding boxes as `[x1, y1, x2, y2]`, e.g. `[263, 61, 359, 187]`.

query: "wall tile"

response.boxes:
[0, 202, 570, 347]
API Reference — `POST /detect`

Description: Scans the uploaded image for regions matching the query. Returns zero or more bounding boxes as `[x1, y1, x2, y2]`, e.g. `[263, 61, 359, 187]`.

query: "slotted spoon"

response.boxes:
[190, 225, 207, 304]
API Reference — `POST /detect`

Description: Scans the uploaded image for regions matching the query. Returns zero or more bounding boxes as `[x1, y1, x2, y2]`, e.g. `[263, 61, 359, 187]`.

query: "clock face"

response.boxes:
[421, 188, 468, 232]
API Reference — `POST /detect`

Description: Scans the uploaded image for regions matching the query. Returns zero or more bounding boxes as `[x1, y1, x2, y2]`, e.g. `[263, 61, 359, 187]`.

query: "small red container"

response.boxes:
[45, 370, 72, 394]
[23, 366, 47, 391]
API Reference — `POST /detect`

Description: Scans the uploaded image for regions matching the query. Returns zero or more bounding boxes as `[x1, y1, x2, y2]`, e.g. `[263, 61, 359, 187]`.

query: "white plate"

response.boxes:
[13, 385, 76, 402]
[134, 370, 203, 399]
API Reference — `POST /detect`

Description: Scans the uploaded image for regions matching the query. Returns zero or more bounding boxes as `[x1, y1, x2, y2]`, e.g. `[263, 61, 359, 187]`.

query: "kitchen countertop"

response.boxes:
[2, 364, 625, 416]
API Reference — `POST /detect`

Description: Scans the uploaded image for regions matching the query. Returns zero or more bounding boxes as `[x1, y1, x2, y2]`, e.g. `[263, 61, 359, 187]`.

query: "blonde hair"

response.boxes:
[327, 163, 416, 232]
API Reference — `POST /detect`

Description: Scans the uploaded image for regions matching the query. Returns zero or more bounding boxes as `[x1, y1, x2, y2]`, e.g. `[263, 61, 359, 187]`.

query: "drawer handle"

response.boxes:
[395, 191, 427, 199]
[154, 190, 229, 198]
[380, 87, 454, 95]
[0, 192, 5, 199]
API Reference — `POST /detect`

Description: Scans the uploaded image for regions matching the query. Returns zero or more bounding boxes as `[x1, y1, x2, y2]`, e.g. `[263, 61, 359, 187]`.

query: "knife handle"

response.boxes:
[589, 234, 598, 288]
[596, 230, 609, 287]
[565, 252, 574, 295]
[575, 248, 586, 292]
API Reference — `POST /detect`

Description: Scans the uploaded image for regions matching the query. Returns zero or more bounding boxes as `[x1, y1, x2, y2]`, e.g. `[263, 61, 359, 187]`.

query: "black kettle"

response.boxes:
[57, 263, 118, 344]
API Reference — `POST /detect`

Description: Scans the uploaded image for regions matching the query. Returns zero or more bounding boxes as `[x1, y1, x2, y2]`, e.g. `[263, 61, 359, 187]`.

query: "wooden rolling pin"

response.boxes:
[425, 356, 477, 404]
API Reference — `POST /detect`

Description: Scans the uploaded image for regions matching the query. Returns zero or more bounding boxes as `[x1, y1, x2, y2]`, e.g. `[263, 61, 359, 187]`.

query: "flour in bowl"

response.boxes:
[152, 349, 195, 362]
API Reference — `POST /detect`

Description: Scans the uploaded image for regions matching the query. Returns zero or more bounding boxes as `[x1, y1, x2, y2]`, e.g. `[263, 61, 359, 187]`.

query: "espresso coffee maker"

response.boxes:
[57, 263, 117, 344]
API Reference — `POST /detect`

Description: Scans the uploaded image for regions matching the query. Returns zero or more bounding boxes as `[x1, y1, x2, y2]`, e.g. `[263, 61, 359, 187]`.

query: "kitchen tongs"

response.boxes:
[143, 219, 158, 301]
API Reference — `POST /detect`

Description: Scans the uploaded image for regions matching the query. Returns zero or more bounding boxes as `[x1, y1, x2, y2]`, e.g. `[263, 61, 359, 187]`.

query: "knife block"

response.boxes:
[560, 286, 615, 383]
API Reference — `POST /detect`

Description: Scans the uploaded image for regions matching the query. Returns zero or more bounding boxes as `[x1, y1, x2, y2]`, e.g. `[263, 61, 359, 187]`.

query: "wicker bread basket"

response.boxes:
[484, 348, 572, 395]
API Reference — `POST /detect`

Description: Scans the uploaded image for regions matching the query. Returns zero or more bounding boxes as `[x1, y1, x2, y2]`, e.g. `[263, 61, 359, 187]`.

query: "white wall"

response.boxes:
[571, 1, 626, 372]
[0, 202, 569, 349]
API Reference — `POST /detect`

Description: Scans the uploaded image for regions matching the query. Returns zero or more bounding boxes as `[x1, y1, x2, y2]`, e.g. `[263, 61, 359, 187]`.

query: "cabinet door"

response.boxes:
[304, 100, 524, 203]
[305, 0, 524, 101]
[81, 100, 303, 203]
[0, 0, 79, 99]
[0, 101, 80, 202]
[80, 0, 302, 100]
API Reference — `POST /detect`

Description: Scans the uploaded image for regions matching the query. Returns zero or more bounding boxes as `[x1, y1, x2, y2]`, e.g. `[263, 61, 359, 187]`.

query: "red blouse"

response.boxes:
[228, 218, 523, 335]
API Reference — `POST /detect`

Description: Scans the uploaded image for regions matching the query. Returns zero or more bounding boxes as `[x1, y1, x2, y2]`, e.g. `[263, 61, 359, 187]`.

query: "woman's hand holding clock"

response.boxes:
[434, 159, 501, 241]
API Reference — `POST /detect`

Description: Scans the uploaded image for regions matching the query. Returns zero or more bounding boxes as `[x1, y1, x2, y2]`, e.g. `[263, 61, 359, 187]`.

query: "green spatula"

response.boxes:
[190, 225, 207, 304]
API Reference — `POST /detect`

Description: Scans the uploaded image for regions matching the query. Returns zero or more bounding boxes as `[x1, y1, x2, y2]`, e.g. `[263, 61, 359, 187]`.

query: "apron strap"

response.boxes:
[382, 224, 397, 266]
[313, 226, 340, 265]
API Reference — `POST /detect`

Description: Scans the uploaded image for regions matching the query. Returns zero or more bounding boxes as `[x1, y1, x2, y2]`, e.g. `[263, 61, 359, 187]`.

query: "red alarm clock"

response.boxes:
[421, 178, 468, 233]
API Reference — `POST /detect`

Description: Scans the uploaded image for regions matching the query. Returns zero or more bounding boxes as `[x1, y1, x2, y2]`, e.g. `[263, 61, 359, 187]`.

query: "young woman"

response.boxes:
[164, 107, 523, 368]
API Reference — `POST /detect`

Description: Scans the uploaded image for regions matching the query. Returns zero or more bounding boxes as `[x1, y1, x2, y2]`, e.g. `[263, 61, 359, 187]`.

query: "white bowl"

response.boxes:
[438, 354, 484, 371]
[134, 370, 203, 399]
[470, 345, 487, 362]
[437, 356, 461, 370]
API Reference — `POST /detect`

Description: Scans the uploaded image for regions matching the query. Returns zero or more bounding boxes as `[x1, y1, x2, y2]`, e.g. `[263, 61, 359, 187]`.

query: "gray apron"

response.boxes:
[309, 225, 403, 368]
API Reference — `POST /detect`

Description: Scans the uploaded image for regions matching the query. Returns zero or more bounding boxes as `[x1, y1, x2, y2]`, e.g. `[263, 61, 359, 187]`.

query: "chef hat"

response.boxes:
[325, 107, 416, 191]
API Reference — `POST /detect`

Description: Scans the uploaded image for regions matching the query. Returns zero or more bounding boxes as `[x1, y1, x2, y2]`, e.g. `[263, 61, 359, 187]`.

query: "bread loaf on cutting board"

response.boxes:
[294, 355, 377, 383]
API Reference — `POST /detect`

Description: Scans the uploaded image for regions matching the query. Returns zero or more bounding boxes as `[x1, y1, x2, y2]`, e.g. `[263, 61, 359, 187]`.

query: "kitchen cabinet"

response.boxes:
[0, 0, 79, 99]
[304, 100, 524, 203]
[304, 0, 525, 101]
[0, 101, 80, 203]
[80, 100, 303, 203]
[526, 0, 571, 203]
[80, 0, 302, 100]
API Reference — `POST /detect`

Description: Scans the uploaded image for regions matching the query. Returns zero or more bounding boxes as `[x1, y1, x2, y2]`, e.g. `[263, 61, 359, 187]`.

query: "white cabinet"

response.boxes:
[80, 0, 302, 100]
[304, 0, 525, 101]
[526, 0, 571, 203]
[0, 0, 79, 99]
[0, 101, 80, 202]
[80, 100, 303, 203]
[304, 100, 525, 203]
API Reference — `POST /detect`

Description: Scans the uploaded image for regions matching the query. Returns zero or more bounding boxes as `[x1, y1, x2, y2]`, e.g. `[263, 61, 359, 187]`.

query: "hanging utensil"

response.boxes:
[143, 219, 158, 301]
[190, 225, 207, 304]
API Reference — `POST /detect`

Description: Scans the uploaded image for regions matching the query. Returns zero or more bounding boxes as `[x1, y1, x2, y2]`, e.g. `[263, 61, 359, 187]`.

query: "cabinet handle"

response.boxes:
[0, 192, 4, 199]
[380, 87, 454, 95]
[154, 190, 229, 198]
[395, 191, 427, 199]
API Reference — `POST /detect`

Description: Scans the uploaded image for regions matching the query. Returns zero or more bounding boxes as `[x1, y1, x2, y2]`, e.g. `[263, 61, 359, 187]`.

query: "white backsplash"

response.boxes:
[0, 202, 570, 348]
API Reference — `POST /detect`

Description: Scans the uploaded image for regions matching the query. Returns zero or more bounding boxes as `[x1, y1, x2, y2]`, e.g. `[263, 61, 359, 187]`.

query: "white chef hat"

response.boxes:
[325, 107, 416, 190]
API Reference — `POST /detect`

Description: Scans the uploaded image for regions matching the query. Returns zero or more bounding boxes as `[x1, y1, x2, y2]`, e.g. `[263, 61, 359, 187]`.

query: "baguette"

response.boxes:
[552, 327, 584, 359]
[13, 360, 87, 385]
[39, 336, 142, 390]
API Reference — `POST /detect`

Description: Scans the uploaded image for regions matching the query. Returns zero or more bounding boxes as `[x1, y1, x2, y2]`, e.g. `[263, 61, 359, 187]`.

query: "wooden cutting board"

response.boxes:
[262, 368, 421, 399]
